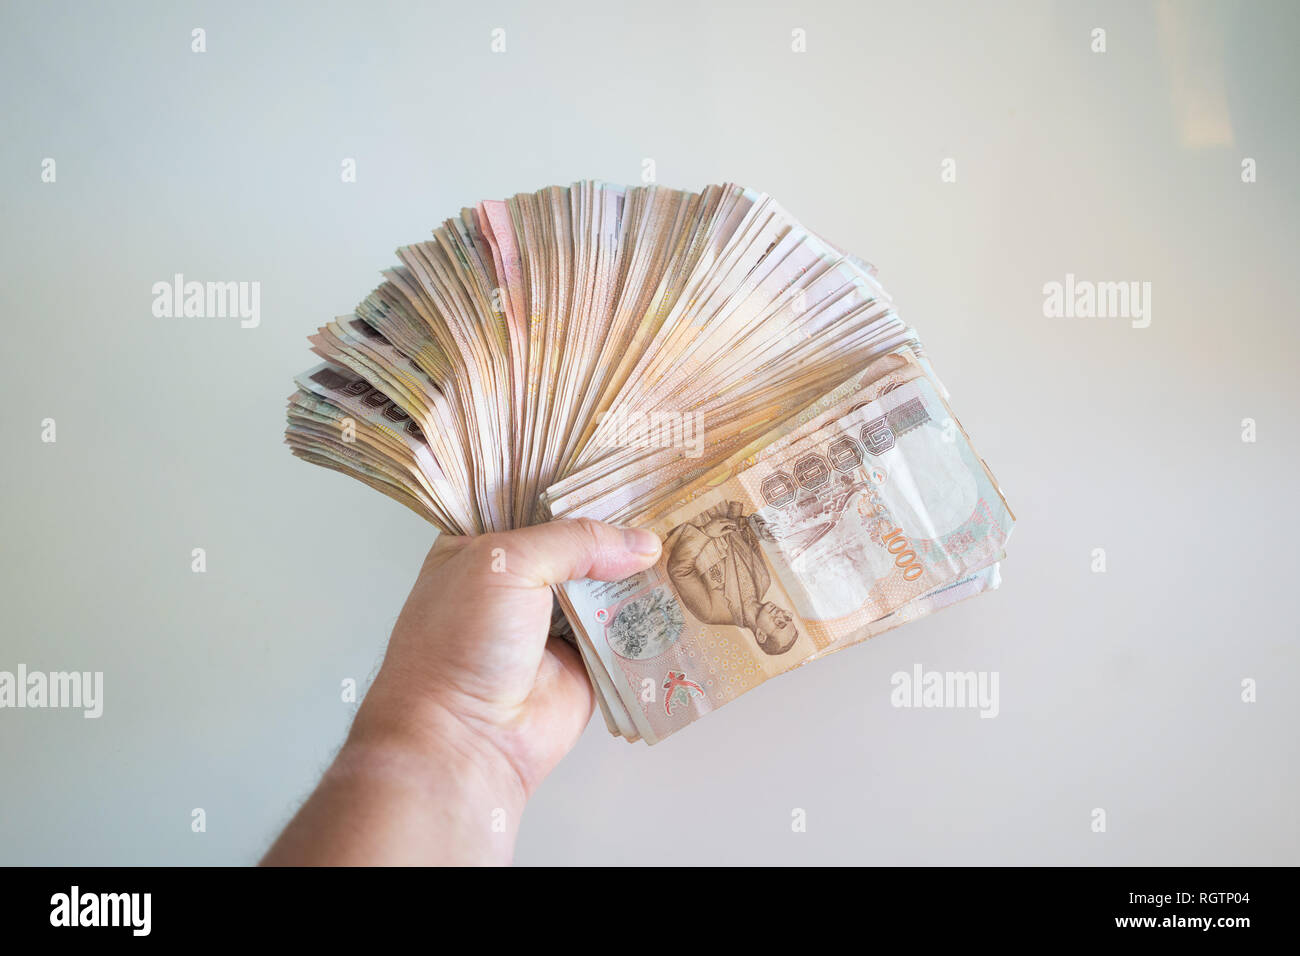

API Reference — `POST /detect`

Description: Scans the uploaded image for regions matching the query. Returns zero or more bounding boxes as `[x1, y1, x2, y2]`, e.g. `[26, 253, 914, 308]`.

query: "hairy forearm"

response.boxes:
[262, 698, 526, 866]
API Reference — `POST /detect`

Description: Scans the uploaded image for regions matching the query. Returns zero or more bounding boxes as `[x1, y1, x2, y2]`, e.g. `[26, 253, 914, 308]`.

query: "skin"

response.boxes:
[262, 518, 662, 866]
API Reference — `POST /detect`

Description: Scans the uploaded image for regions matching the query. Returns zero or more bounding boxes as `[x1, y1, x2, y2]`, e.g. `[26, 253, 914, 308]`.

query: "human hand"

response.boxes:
[262, 518, 661, 866]
[369, 518, 662, 797]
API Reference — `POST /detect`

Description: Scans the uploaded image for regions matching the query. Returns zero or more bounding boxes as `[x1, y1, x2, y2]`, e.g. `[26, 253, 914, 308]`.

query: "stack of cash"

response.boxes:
[286, 181, 1015, 743]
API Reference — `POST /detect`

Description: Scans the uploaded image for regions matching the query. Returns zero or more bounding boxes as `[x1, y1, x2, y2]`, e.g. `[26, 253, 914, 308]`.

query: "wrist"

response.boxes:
[262, 702, 526, 866]
[354, 680, 525, 803]
[330, 716, 525, 865]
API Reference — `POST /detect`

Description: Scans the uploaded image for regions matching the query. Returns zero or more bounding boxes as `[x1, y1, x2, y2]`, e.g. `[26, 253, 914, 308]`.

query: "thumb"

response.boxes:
[493, 518, 662, 587]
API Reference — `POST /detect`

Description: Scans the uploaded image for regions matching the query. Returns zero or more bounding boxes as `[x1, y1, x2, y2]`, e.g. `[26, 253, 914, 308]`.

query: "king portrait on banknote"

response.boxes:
[664, 502, 800, 656]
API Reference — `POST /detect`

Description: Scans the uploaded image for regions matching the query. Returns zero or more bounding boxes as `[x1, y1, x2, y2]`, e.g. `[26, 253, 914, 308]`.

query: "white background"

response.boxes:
[2, 0, 1296, 864]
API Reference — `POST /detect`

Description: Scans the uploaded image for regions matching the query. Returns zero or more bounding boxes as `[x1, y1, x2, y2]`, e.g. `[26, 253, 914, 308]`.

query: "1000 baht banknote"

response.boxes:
[559, 374, 1014, 742]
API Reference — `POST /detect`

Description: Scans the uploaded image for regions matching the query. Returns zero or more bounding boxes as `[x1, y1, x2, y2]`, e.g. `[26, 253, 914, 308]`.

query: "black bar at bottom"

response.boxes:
[1, 866, 1279, 941]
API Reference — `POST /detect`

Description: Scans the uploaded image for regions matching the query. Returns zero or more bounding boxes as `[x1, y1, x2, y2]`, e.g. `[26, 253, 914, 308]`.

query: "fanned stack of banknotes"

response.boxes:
[286, 181, 1015, 744]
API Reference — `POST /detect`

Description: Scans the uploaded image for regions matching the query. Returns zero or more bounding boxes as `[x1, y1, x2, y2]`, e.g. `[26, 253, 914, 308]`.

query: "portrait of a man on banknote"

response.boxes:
[664, 502, 800, 655]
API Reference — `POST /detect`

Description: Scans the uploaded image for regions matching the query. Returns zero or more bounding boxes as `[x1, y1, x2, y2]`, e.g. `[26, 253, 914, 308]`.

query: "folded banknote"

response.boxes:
[285, 180, 1014, 743]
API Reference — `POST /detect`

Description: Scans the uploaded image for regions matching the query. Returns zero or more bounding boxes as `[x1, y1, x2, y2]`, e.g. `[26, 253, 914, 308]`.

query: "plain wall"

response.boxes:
[1, 0, 1296, 864]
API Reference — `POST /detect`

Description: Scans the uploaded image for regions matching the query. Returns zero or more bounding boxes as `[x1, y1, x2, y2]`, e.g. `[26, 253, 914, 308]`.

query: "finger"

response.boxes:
[542, 636, 595, 718]
[484, 518, 661, 588]
[523, 637, 596, 763]
[418, 532, 469, 575]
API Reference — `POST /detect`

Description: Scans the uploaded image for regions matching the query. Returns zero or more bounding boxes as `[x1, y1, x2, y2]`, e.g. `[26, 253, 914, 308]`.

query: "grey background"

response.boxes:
[2, 0, 1296, 865]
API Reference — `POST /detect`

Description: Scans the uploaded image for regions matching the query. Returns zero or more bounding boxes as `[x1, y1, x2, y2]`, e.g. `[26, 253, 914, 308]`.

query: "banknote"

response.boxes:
[285, 180, 1016, 743]
[559, 374, 1014, 742]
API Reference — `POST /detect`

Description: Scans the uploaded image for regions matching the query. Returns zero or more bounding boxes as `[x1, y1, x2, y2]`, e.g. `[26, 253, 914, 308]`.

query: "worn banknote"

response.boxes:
[558, 372, 1013, 742]
[285, 181, 1016, 744]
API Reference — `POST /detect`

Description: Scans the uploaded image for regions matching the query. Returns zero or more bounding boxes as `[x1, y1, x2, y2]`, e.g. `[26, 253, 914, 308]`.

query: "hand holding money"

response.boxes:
[285, 180, 1016, 744]
[263, 518, 661, 865]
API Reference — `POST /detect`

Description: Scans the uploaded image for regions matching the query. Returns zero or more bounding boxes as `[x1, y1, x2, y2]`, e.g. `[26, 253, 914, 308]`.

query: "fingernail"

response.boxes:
[623, 527, 661, 557]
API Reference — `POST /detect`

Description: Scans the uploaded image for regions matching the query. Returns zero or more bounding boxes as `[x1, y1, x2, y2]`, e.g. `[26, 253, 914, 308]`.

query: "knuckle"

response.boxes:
[570, 517, 610, 555]
[459, 533, 498, 565]
[424, 532, 465, 566]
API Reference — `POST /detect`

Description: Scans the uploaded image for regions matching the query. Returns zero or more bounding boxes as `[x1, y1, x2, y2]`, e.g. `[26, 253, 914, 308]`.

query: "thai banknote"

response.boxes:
[559, 374, 1014, 742]
[285, 180, 1016, 744]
